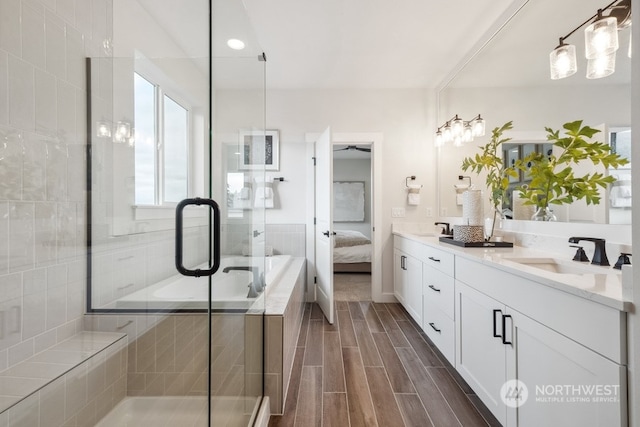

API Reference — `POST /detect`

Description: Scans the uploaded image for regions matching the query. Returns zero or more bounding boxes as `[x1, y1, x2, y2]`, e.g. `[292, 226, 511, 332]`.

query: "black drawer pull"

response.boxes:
[428, 284, 441, 292]
[502, 314, 513, 345]
[493, 309, 502, 338]
[428, 256, 441, 263]
[428, 322, 441, 333]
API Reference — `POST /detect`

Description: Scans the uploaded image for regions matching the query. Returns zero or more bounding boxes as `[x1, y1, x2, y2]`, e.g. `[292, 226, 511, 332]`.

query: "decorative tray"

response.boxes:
[438, 236, 514, 248]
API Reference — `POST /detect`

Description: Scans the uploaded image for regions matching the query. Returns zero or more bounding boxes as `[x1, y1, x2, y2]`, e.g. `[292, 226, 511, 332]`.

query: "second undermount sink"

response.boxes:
[504, 257, 612, 275]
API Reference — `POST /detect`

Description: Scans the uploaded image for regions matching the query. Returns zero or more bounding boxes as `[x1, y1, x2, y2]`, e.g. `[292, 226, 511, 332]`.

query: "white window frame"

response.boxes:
[133, 70, 192, 212]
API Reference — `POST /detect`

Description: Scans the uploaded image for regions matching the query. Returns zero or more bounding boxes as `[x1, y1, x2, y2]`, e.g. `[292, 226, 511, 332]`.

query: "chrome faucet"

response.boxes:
[222, 266, 264, 297]
[567, 237, 610, 266]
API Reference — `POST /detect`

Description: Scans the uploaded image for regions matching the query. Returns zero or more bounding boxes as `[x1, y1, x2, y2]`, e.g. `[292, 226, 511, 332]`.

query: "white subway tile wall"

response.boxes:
[223, 223, 306, 257]
[0, 0, 126, 423]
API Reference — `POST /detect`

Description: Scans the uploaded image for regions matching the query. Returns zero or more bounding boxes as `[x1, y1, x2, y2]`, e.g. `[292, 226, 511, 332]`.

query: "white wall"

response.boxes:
[333, 158, 371, 239]
[267, 89, 437, 296]
[214, 88, 438, 296]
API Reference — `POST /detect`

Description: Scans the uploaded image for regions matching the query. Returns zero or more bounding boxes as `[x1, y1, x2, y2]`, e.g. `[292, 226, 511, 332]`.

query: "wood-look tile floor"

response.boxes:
[269, 302, 501, 427]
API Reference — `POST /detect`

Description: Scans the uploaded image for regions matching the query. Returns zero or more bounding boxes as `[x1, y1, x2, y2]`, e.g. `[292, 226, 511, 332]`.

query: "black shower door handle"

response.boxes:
[176, 198, 220, 277]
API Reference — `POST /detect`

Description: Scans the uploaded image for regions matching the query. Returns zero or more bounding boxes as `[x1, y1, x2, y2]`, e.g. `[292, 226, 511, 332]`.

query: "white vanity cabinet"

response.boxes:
[456, 281, 509, 424]
[393, 241, 423, 325]
[456, 257, 627, 427]
[422, 246, 455, 365]
[392, 233, 628, 427]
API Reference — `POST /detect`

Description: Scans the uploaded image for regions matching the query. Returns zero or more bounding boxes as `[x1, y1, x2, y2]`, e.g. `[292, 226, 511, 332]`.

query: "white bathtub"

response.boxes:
[116, 255, 292, 310]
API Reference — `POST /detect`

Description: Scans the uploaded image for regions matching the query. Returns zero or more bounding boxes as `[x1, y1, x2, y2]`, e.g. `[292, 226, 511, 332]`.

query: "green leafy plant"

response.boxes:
[514, 120, 629, 211]
[461, 121, 518, 240]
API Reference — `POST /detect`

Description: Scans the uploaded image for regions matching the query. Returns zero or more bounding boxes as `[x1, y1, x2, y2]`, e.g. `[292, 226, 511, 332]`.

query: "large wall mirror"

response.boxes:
[437, 0, 632, 225]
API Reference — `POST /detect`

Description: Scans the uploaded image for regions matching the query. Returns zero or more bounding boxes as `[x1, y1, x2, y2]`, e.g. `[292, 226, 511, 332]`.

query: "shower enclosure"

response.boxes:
[87, 0, 267, 425]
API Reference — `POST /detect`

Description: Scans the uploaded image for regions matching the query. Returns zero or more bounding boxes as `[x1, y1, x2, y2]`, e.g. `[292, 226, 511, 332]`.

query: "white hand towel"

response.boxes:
[407, 184, 421, 206]
[254, 182, 274, 208]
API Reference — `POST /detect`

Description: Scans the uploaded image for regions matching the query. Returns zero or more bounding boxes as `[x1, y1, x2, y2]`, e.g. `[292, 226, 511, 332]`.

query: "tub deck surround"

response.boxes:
[112, 255, 293, 311]
[393, 231, 629, 311]
[264, 258, 306, 414]
[0, 332, 127, 413]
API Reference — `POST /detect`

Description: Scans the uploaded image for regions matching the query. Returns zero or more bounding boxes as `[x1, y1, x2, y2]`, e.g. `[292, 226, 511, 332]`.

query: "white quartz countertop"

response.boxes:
[393, 231, 631, 312]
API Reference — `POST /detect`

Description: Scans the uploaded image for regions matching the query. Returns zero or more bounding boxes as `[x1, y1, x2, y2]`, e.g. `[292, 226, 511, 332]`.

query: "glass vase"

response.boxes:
[531, 206, 557, 221]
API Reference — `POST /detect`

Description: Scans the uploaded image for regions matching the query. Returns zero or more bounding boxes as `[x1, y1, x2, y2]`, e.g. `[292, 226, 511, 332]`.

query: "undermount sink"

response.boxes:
[504, 257, 612, 275]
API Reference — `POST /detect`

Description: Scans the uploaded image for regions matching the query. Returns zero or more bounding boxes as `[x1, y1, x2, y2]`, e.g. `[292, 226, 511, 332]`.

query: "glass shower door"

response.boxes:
[87, 0, 266, 425]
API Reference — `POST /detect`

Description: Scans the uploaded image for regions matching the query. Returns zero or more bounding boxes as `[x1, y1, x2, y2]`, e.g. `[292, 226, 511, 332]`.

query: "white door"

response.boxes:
[315, 127, 334, 324]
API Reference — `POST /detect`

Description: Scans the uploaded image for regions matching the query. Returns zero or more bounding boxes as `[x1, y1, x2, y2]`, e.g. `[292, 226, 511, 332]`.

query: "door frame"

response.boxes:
[305, 132, 384, 303]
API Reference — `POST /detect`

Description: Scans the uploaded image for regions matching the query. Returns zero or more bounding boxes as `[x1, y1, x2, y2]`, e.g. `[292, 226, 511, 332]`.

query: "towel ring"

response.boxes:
[405, 176, 422, 188]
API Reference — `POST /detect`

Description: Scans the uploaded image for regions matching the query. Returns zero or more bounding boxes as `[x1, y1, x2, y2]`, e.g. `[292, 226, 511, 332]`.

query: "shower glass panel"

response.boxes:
[87, 0, 266, 425]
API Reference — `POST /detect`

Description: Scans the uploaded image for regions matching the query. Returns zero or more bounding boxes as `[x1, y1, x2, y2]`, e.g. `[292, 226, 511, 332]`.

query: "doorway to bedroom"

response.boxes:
[332, 144, 373, 301]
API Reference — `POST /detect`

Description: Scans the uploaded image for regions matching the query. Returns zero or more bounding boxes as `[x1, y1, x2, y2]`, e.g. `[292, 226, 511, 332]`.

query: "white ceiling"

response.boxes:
[239, 0, 516, 89]
[136, 0, 631, 90]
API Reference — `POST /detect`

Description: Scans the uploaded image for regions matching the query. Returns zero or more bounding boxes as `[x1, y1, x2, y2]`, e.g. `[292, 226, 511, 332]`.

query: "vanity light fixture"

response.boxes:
[585, 10, 619, 59]
[550, 38, 578, 80]
[434, 114, 485, 147]
[586, 51, 616, 78]
[96, 121, 112, 138]
[95, 119, 135, 146]
[549, 0, 631, 80]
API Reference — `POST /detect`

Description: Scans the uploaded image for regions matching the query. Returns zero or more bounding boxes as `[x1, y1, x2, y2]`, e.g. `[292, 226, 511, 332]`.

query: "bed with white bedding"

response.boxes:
[333, 230, 372, 273]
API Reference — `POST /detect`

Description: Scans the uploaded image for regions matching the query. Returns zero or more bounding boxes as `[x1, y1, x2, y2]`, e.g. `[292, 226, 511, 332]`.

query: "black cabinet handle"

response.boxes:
[175, 198, 220, 277]
[401, 255, 406, 270]
[492, 309, 502, 338]
[322, 230, 336, 237]
[428, 256, 441, 263]
[428, 322, 441, 333]
[502, 314, 513, 345]
[428, 284, 441, 292]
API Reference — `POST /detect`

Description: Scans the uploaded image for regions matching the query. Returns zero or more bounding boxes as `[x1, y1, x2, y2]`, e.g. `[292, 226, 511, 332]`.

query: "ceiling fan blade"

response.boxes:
[333, 145, 371, 152]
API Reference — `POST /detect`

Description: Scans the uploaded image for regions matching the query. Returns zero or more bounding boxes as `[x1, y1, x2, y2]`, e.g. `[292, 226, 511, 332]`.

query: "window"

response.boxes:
[134, 72, 189, 205]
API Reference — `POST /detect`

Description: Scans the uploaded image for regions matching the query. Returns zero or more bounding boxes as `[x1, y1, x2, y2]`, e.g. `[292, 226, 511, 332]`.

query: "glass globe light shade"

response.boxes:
[462, 123, 473, 143]
[549, 43, 577, 80]
[435, 130, 444, 147]
[585, 15, 619, 59]
[443, 124, 452, 142]
[451, 116, 464, 138]
[586, 51, 616, 79]
[472, 117, 485, 137]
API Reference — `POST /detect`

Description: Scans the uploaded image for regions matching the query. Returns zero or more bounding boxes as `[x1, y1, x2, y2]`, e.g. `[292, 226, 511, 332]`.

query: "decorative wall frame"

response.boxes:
[334, 181, 365, 222]
[239, 130, 279, 170]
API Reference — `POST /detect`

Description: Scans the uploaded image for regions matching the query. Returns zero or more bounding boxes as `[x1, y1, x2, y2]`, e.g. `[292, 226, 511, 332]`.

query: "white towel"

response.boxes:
[407, 184, 421, 206]
[408, 193, 420, 205]
[254, 182, 274, 208]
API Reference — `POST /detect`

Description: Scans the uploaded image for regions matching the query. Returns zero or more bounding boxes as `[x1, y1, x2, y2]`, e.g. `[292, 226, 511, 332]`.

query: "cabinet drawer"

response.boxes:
[421, 245, 454, 277]
[422, 298, 455, 365]
[423, 266, 454, 319]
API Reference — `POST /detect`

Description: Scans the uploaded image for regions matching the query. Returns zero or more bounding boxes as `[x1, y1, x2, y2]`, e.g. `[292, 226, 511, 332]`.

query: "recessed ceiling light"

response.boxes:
[227, 39, 245, 50]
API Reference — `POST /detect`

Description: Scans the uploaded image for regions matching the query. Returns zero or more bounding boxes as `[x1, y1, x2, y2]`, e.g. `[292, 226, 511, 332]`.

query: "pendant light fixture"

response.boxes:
[549, 0, 631, 80]
[434, 114, 485, 147]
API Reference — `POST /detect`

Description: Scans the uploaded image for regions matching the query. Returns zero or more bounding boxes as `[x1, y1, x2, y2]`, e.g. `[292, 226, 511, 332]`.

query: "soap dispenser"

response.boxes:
[571, 245, 589, 262]
[613, 253, 632, 270]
